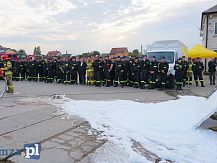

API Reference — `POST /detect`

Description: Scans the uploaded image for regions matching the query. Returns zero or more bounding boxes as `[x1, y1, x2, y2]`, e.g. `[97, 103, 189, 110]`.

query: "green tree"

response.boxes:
[34, 46, 41, 55]
[132, 49, 140, 57]
[92, 51, 100, 56]
[17, 49, 27, 59]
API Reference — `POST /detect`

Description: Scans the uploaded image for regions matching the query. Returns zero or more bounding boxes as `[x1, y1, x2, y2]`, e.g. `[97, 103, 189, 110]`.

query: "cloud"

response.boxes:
[0, 0, 216, 54]
[0, 0, 76, 35]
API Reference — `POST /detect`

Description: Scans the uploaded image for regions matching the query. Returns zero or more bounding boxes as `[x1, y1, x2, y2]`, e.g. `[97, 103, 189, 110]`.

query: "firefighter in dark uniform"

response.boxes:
[27, 58, 35, 81]
[208, 58, 216, 85]
[181, 56, 188, 87]
[12, 60, 19, 81]
[158, 57, 169, 90]
[149, 56, 158, 89]
[69, 56, 78, 84]
[46, 59, 55, 83]
[174, 58, 184, 90]
[37, 59, 44, 81]
[139, 55, 150, 89]
[110, 57, 115, 85]
[16, 60, 23, 81]
[55, 58, 63, 83]
[122, 57, 128, 86]
[22, 59, 28, 80]
[43, 59, 48, 82]
[114, 56, 125, 88]
[192, 57, 205, 87]
[93, 57, 104, 87]
[53, 59, 57, 82]
[62, 58, 70, 84]
[104, 56, 113, 87]
[128, 56, 134, 87]
[131, 57, 140, 88]
[78, 57, 87, 85]
[93, 56, 99, 84]
[33, 59, 38, 82]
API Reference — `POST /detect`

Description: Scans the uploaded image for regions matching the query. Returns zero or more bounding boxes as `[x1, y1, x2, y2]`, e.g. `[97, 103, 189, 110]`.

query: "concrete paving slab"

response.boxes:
[0, 78, 216, 163]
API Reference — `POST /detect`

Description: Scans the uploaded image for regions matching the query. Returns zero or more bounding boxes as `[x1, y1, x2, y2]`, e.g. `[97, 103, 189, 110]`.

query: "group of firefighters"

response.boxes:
[0, 54, 216, 93]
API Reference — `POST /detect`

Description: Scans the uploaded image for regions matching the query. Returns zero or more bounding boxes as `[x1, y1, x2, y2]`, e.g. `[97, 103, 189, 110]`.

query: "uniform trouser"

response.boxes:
[149, 73, 157, 87]
[133, 70, 140, 86]
[187, 71, 193, 85]
[33, 71, 38, 81]
[38, 69, 44, 81]
[70, 70, 77, 84]
[43, 70, 47, 81]
[21, 70, 26, 80]
[114, 71, 125, 85]
[101, 71, 105, 85]
[94, 70, 97, 82]
[5, 71, 14, 93]
[183, 71, 187, 84]
[105, 70, 112, 85]
[47, 70, 54, 83]
[128, 71, 134, 85]
[87, 70, 94, 85]
[175, 73, 183, 88]
[28, 70, 34, 81]
[193, 71, 203, 84]
[160, 73, 167, 87]
[140, 69, 148, 85]
[111, 71, 115, 84]
[13, 70, 19, 80]
[209, 71, 216, 84]
[63, 72, 70, 83]
[123, 71, 127, 85]
[95, 70, 103, 86]
[78, 71, 86, 85]
[56, 71, 63, 83]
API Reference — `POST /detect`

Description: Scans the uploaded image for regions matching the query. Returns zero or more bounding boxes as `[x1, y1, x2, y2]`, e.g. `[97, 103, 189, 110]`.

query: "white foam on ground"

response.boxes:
[56, 93, 217, 162]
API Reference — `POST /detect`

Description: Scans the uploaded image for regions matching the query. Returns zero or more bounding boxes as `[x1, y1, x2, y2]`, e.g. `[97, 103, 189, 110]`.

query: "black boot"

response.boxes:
[140, 83, 145, 89]
[183, 81, 185, 87]
[149, 84, 153, 89]
[196, 81, 198, 87]
[201, 81, 205, 87]
[114, 82, 118, 87]
[106, 81, 111, 87]
[176, 85, 179, 90]
[160, 85, 165, 91]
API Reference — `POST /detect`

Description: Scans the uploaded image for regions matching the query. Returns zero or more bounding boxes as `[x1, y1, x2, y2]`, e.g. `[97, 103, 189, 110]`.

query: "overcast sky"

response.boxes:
[0, 0, 216, 54]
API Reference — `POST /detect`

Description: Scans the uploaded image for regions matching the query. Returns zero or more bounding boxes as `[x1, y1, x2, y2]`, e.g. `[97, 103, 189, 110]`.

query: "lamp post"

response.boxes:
[205, 14, 209, 73]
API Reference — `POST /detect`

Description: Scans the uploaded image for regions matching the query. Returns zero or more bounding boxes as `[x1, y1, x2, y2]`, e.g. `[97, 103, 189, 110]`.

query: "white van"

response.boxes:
[146, 40, 188, 75]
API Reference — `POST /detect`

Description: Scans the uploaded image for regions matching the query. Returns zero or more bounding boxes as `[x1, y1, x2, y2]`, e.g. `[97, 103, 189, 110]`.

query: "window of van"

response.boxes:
[147, 51, 175, 64]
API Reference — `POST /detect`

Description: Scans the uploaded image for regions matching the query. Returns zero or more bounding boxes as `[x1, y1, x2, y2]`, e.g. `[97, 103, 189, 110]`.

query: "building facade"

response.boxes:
[201, 4, 217, 52]
[47, 50, 62, 58]
[109, 47, 128, 57]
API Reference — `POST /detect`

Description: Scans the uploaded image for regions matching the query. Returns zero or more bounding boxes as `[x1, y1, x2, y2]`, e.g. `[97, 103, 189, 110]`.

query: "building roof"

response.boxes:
[110, 47, 128, 55]
[5, 49, 17, 55]
[203, 4, 217, 14]
[201, 4, 217, 30]
[47, 50, 62, 56]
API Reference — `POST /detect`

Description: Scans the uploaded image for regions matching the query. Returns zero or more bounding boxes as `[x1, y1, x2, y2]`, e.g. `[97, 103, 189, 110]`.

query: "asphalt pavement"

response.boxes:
[0, 78, 216, 163]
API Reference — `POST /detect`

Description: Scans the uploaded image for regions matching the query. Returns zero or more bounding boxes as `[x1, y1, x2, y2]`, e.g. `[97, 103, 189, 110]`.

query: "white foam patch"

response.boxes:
[55, 94, 217, 162]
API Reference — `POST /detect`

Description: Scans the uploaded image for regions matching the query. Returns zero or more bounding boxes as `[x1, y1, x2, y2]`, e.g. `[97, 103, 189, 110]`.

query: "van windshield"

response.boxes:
[147, 51, 175, 64]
